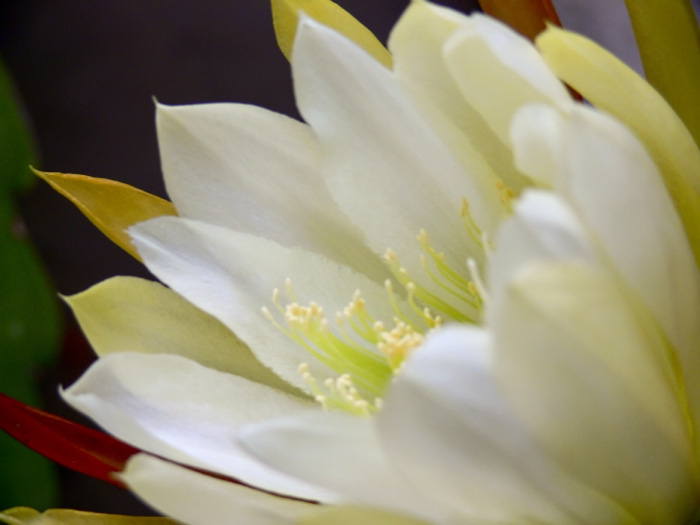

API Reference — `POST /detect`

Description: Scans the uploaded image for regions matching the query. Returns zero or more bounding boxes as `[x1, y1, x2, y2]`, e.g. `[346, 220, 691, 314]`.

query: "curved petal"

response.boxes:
[510, 103, 567, 186]
[389, 1, 526, 208]
[377, 326, 634, 524]
[443, 14, 571, 147]
[130, 216, 398, 394]
[62, 352, 330, 501]
[157, 103, 387, 282]
[65, 276, 297, 394]
[292, 16, 488, 313]
[121, 454, 318, 525]
[492, 262, 697, 524]
[552, 106, 700, 437]
[299, 506, 428, 525]
[240, 411, 442, 521]
[488, 189, 597, 303]
[0, 507, 175, 525]
[271, 0, 391, 67]
[536, 26, 700, 265]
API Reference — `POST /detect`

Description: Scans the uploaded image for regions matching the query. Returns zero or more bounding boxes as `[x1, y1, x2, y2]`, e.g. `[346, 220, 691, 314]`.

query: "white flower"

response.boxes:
[49, 1, 700, 523]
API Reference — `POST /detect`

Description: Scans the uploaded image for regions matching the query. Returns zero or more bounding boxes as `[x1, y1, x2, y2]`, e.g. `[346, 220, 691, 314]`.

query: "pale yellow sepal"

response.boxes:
[536, 27, 700, 267]
[66, 276, 302, 395]
[34, 169, 176, 261]
[271, 0, 392, 68]
[0, 507, 176, 525]
[622, 0, 700, 146]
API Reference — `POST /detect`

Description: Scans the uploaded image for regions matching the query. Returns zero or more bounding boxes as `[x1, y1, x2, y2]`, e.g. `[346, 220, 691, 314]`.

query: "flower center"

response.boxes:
[263, 199, 498, 415]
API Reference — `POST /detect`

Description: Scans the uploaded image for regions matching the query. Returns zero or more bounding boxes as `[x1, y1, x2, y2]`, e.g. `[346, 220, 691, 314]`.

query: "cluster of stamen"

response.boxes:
[496, 181, 516, 213]
[374, 319, 424, 371]
[297, 363, 382, 416]
[263, 197, 498, 416]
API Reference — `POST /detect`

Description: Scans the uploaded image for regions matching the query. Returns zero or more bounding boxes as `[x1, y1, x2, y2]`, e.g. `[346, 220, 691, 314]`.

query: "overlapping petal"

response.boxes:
[511, 102, 700, 440]
[292, 16, 488, 315]
[36, 1, 700, 523]
[120, 454, 318, 525]
[491, 261, 697, 524]
[62, 352, 330, 501]
[130, 216, 398, 394]
[240, 411, 442, 521]
[65, 276, 296, 393]
[156, 103, 387, 282]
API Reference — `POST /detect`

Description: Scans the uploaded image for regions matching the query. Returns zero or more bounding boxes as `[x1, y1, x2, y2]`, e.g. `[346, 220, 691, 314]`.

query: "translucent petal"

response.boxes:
[492, 262, 697, 524]
[63, 352, 329, 501]
[444, 14, 571, 147]
[65, 276, 297, 394]
[488, 190, 596, 303]
[293, 17, 484, 318]
[378, 326, 634, 524]
[536, 27, 700, 265]
[156, 103, 387, 282]
[130, 216, 399, 394]
[240, 411, 441, 521]
[389, 1, 528, 201]
[553, 106, 700, 438]
[121, 454, 318, 525]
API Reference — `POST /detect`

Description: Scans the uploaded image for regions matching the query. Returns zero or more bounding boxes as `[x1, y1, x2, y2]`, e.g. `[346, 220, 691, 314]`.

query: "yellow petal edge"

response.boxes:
[622, 0, 700, 147]
[271, 0, 392, 68]
[0, 507, 176, 525]
[65, 276, 302, 395]
[34, 169, 177, 261]
[536, 26, 700, 268]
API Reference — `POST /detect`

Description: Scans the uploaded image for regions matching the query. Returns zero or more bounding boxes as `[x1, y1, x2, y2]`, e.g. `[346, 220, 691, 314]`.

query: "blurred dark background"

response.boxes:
[0, 0, 480, 515]
[0, 0, 692, 517]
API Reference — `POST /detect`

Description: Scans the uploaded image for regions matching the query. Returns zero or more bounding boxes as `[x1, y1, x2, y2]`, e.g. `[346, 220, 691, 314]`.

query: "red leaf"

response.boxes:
[0, 392, 140, 487]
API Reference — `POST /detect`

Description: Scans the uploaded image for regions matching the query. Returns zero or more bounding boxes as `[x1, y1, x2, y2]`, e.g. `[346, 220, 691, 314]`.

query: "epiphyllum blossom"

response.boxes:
[13, 0, 700, 523]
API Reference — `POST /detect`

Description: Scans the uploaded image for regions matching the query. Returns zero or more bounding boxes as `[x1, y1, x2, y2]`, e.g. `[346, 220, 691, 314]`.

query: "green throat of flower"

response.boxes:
[263, 199, 491, 416]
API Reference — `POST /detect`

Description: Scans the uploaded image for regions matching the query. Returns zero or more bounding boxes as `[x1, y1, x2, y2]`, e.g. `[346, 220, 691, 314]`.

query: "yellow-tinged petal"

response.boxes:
[65, 276, 301, 395]
[0, 507, 175, 525]
[536, 27, 700, 267]
[34, 169, 176, 261]
[300, 506, 429, 525]
[271, 0, 392, 68]
[622, 0, 700, 146]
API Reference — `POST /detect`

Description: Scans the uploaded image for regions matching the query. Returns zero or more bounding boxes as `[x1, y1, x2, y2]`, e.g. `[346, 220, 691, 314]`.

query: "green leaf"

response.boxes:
[0, 59, 61, 509]
[622, 0, 700, 147]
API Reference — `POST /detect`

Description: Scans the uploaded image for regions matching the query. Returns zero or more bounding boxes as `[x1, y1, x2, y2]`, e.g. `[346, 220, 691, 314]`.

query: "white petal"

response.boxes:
[156, 103, 386, 282]
[389, 1, 531, 195]
[62, 352, 331, 501]
[554, 106, 700, 432]
[240, 411, 442, 521]
[510, 103, 568, 186]
[492, 262, 697, 524]
[444, 14, 571, 146]
[377, 326, 633, 524]
[130, 216, 398, 394]
[121, 454, 317, 525]
[292, 16, 487, 317]
[488, 190, 596, 302]
[299, 506, 427, 525]
[65, 276, 296, 394]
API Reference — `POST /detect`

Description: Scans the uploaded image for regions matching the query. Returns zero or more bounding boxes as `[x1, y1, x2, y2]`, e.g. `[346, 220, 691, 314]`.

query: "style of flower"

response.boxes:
[5, 0, 700, 523]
